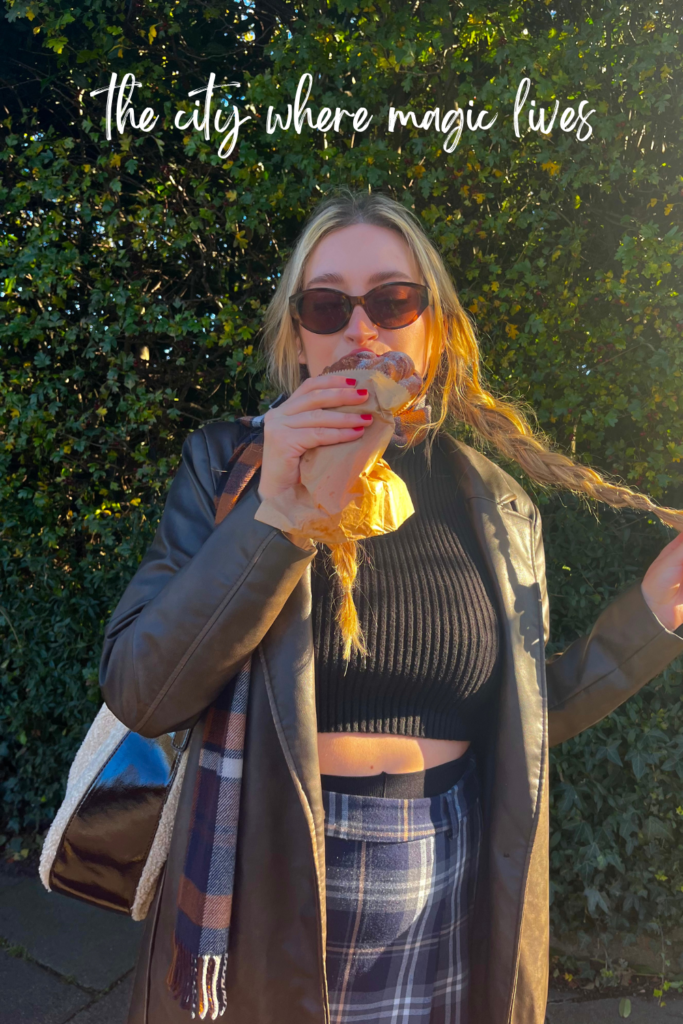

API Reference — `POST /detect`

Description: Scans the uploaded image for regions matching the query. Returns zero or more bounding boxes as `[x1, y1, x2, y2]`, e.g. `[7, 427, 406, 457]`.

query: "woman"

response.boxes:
[100, 192, 683, 1024]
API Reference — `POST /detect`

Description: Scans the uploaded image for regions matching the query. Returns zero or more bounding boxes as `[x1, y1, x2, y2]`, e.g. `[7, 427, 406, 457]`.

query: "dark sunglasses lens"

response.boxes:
[297, 290, 349, 334]
[366, 284, 426, 329]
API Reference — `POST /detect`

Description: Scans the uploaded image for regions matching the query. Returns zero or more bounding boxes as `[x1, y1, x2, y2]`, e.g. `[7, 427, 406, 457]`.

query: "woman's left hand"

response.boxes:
[641, 530, 683, 632]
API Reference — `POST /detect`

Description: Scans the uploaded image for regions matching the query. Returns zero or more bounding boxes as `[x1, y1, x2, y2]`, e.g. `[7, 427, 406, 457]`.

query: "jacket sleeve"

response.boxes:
[99, 426, 316, 737]
[531, 506, 683, 747]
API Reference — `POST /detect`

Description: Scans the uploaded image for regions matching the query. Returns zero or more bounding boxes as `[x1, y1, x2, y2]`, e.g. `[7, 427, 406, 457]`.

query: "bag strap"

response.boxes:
[212, 395, 289, 526]
[212, 416, 264, 527]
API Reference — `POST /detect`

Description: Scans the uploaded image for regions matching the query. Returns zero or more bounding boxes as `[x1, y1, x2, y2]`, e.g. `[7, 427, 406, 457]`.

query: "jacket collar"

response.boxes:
[436, 432, 535, 516]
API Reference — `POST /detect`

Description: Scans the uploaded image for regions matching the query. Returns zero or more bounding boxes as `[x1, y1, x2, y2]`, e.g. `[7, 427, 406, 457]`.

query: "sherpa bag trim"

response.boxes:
[39, 714, 190, 919]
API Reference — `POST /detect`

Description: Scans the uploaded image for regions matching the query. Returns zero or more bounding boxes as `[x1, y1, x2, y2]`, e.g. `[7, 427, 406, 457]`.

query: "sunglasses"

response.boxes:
[289, 281, 431, 335]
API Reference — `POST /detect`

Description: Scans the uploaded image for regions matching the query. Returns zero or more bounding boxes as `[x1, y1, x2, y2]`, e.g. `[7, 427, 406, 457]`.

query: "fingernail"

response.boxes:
[345, 378, 357, 385]
[360, 414, 373, 421]
[356, 388, 368, 396]
[352, 426, 364, 431]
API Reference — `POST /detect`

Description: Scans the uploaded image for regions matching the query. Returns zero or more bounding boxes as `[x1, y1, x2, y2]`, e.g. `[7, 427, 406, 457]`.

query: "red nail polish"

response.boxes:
[345, 378, 357, 385]
[352, 426, 364, 431]
[356, 388, 368, 396]
[360, 414, 373, 421]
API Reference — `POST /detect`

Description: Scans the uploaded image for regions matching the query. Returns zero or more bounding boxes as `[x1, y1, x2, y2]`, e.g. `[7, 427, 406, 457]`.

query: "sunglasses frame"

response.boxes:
[288, 281, 431, 335]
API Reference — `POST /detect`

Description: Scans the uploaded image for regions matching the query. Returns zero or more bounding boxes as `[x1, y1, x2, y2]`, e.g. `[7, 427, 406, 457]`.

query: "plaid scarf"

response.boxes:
[168, 403, 430, 1019]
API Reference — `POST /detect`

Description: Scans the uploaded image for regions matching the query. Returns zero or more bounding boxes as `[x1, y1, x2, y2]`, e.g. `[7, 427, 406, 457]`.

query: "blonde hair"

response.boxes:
[261, 190, 683, 657]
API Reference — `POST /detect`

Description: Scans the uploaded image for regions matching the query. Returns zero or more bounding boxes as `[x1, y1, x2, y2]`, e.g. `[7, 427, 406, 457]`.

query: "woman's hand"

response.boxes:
[641, 530, 683, 632]
[258, 374, 372, 501]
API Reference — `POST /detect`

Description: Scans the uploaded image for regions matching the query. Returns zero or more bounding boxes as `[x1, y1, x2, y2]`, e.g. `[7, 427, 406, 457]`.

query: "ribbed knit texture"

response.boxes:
[312, 436, 502, 740]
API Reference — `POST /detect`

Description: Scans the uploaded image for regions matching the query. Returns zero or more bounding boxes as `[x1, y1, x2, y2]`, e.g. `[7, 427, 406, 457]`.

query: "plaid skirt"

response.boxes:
[323, 755, 481, 1024]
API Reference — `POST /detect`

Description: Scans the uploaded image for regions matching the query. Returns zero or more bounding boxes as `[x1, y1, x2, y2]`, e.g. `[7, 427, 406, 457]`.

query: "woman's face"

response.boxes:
[296, 223, 431, 378]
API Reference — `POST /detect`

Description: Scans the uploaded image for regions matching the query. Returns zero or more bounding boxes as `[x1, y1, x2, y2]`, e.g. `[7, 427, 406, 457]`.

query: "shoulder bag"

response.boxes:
[39, 419, 263, 919]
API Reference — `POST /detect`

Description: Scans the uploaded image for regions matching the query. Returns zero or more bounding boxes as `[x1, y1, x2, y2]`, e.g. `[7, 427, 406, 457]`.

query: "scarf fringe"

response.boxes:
[167, 939, 228, 1020]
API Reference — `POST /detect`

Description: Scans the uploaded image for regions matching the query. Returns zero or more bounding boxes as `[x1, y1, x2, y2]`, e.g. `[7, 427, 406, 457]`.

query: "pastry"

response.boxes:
[322, 350, 422, 397]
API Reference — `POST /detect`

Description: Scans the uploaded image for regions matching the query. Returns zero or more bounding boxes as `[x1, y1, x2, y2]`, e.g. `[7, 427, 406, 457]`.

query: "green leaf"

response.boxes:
[627, 750, 648, 780]
[606, 745, 623, 766]
[45, 35, 68, 54]
[557, 783, 577, 815]
[585, 888, 609, 915]
[619, 998, 632, 1018]
[645, 817, 673, 842]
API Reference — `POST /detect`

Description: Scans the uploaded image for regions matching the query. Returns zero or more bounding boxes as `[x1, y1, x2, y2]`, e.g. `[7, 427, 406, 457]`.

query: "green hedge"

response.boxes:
[1, 0, 682, 946]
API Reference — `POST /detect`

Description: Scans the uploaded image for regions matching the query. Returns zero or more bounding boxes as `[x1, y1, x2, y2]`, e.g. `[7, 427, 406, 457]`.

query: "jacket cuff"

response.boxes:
[547, 582, 683, 747]
[250, 487, 316, 555]
[593, 582, 683, 686]
[644, 588, 683, 640]
[549, 581, 683, 717]
[633, 581, 683, 652]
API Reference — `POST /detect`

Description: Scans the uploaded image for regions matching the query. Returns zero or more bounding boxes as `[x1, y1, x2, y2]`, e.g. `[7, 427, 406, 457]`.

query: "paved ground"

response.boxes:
[0, 865, 141, 1024]
[1, 864, 683, 1022]
[546, 987, 683, 1021]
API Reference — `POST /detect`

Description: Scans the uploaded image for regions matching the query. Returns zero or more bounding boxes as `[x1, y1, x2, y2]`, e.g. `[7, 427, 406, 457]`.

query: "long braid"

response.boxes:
[328, 541, 367, 660]
[433, 304, 683, 533]
[451, 390, 683, 531]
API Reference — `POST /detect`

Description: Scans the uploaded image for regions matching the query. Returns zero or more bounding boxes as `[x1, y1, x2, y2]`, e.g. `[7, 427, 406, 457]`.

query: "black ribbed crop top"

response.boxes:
[312, 435, 502, 741]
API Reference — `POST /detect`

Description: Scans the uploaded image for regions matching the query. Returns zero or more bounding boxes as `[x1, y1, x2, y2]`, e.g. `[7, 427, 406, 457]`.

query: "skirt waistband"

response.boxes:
[322, 755, 479, 843]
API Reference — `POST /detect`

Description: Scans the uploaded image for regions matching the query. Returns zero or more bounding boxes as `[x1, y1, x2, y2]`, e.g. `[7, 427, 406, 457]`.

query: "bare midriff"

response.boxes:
[317, 733, 471, 776]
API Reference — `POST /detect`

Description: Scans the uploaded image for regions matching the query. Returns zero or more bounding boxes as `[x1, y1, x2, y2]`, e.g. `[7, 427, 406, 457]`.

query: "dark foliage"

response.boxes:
[1, 0, 682, 943]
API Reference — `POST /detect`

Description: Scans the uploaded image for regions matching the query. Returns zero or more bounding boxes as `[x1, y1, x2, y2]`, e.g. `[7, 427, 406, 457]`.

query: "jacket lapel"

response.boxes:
[439, 435, 547, 1019]
[256, 571, 328, 881]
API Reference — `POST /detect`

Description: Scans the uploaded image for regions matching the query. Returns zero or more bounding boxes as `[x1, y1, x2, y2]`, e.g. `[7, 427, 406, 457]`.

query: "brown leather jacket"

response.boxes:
[100, 420, 683, 1024]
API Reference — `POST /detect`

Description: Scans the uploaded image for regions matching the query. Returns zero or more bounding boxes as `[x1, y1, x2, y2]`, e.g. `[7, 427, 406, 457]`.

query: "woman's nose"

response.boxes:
[343, 303, 378, 343]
